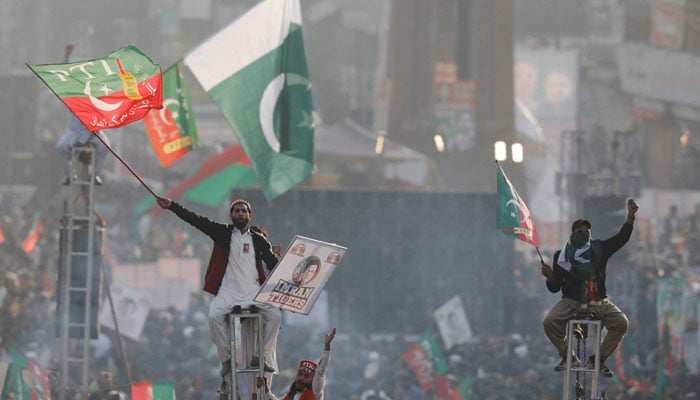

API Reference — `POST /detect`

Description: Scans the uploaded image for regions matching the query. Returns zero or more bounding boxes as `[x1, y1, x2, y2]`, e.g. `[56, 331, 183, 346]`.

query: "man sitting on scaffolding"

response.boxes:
[540, 198, 639, 378]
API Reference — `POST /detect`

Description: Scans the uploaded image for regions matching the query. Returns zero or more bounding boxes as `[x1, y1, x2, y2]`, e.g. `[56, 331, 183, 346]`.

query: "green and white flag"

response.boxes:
[184, 0, 314, 200]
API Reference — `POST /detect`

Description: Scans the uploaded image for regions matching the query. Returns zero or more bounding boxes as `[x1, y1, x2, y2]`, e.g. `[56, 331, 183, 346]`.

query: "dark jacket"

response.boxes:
[547, 220, 633, 301]
[168, 201, 279, 295]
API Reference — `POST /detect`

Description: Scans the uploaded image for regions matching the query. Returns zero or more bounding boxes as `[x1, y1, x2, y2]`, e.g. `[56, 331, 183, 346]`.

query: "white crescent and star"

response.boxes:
[84, 80, 122, 111]
[506, 199, 528, 223]
[259, 73, 312, 153]
[158, 98, 180, 126]
[259, 74, 285, 153]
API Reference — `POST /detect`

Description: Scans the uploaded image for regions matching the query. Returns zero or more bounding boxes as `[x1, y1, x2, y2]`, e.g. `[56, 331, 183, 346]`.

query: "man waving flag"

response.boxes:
[184, 0, 314, 200]
[28, 45, 163, 131]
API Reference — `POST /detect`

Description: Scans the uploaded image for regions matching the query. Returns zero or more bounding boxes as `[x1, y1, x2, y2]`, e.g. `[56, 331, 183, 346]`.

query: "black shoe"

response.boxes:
[250, 356, 275, 372]
[62, 177, 70, 186]
[220, 359, 231, 377]
[94, 176, 103, 185]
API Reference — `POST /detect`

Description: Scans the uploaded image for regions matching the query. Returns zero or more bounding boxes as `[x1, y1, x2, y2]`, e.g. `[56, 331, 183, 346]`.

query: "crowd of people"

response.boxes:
[1, 188, 700, 399]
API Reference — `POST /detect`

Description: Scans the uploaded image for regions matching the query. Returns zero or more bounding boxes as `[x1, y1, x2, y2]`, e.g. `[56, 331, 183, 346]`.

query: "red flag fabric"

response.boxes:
[404, 343, 434, 392]
[22, 212, 43, 253]
[28, 45, 163, 131]
[132, 381, 175, 400]
[433, 374, 463, 400]
[143, 64, 198, 167]
[131, 381, 153, 400]
[0, 222, 5, 245]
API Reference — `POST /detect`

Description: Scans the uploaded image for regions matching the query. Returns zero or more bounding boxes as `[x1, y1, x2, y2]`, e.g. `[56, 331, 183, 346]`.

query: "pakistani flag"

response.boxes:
[496, 161, 540, 248]
[144, 64, 198, 167]
[28, 45, 163, 131]
[184, 0, 314, 200]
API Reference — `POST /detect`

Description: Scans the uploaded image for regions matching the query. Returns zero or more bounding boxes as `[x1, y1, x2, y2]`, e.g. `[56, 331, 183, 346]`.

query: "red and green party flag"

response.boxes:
[433, 374, 464, 400]
[22, 211, 43, 253]
[10, 348, 50, 400]
[28, 44, 163, 131]
[144, 64, 198, 167]
[404, 332, 449, 393]
[132, 381, 176, 400]
[137, 145, 255, 216]
[614, 337, 646, 393]
[496, 161, 540, 248]
[183, 0, 314, 200]
[656, 320, 672, 400]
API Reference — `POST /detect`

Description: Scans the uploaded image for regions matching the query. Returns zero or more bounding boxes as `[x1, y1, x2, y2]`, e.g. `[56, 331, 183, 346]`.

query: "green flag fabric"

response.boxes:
[496, 161, 540, 247]
[28, 45, 163, 132]
[419, 332, 449, 375]
[184, 0, 314, 200]
[10, 348, 50, 400]
[144, 64, 198, 167]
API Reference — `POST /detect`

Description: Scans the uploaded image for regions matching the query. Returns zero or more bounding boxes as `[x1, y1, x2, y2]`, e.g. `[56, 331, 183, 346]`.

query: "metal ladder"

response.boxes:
[563, 310, 606, 400]
[220, 306, 267, 400]
[57, 145, 101, 400]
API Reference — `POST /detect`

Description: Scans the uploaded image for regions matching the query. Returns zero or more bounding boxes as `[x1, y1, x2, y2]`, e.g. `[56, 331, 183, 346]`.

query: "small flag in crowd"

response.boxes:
[404, 332, 449, 393]
[0, 222, 5, 245]
[10, 348, 51, 400]
[28, 45, 163, 131]
[143, 64, 198, 167]
[132, 381, 176, 400]
[22, 211, 43, 253]
[183, 0, 315, 200]
[496, 161, 540, 248]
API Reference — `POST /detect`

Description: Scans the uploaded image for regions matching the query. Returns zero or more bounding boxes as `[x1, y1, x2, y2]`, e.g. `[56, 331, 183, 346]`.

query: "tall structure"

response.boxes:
[383, 0, 518, 192]
[617, 0, 700, 191]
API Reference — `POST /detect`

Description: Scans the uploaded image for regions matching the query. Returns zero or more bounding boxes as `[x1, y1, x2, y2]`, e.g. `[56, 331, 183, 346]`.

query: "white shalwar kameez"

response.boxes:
[208, 229, 281, 378]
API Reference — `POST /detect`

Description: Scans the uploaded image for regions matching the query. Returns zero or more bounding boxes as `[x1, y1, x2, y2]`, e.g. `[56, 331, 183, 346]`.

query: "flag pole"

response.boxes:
[91, 132, 158, 198]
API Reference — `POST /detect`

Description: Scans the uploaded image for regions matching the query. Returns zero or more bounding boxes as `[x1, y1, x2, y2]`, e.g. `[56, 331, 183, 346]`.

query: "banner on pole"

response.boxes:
[255, 235, 346, 315]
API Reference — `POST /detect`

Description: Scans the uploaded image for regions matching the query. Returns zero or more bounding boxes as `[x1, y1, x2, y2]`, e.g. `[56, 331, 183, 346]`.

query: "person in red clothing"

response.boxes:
[540, 198, 639, 378]
[258, 328, 336, 400]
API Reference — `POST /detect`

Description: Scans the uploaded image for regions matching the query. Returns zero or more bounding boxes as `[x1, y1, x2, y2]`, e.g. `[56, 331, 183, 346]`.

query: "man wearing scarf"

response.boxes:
[259, 328, 336, 400]
[540, 198, 639, 378]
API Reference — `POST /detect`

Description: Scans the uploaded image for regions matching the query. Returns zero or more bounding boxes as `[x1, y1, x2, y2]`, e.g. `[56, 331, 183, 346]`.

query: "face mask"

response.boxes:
[570, 231, 590, 249]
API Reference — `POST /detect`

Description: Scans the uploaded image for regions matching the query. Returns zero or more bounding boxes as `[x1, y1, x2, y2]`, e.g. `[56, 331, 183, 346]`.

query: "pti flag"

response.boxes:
[144, 64, 198, 167]
[132, 381, 176, 400]
[28, 45, 163, 131]
[184, 0, 314, 200]
[496, 161, 540, 247]
[10, 348, 50, 400]
[22, 211, 43, 253]
[404, 332, 449, 393]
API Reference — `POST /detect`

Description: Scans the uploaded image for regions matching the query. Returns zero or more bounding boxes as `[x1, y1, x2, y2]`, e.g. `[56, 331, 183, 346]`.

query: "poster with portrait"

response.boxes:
[434, 295, 473, 350]
[99, 281, 151, 341]
[255, 235, 347, 315]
